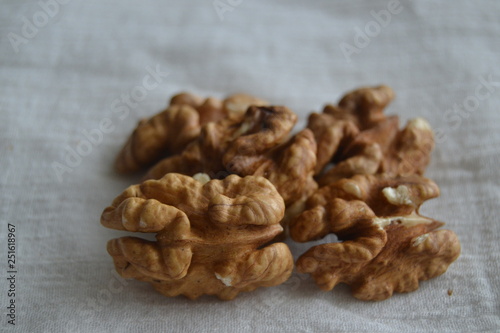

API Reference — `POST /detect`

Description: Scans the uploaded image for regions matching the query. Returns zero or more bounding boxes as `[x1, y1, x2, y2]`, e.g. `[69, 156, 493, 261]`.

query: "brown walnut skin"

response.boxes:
[101, 173, 293, 300]
[309, 85, 394, 175]
[309, 85, 434, 185]
[144, 105, 316, 212]
[144, 105, 297, 180]
[317, 117, 435, 186]
[379, 117, 435, 177]
[307, 113, 359, 175]
[114, 93, 267, 174]
[223, 128, 317, 208]
[289, 174, 461, 301]
[114, 103, 201, 174]
[316, 116, 399, 185]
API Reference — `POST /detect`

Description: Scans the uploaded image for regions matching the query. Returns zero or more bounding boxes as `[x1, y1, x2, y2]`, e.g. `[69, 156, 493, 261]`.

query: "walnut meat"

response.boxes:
[324, 85, 395, 129]
[308, 85, 435, 186]
[306, 113, 359, 175]
[380, 117, 435, 176]
[317, 116, 435, 186]
[144, 105, 297, 180]
[289, 174, 460, 301]
[223, 128, 317, 208]
[309, 85, 395, 174]
[106, 86, 458, 302]
[114, 93, 268, 173]
[142, 105, 317, 211]
[101, 173, 293, 300]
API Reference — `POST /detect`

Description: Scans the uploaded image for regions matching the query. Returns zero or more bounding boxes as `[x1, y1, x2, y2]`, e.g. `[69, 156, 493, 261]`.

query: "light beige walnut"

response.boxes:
[101, 173, 293, 300]
[114, 93, 268, 173]
[289, 174, 460, 301]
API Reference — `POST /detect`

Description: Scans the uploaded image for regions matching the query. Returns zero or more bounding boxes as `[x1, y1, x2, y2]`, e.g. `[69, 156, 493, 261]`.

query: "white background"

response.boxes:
[1, 0, 499, 332]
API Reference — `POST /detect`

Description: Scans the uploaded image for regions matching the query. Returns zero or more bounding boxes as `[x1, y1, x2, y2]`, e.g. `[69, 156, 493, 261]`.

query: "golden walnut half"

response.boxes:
[114, 92, 268, 173]
[101, 173, 293, 300]
[289, 174, 460, 301]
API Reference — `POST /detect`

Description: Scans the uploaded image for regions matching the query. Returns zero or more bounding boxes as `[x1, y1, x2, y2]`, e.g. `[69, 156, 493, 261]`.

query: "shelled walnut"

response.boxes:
[289, 174, 460, 301]
[143, 105, 317, 210]
[308, 86, 434, 185]
[101, 173, 293, 300]
[114, 93, 268, 173]
[104, 87, 460, 302]
[308, 85, 395, 174]
[143, 105, 297, 179]
[317, 116, 435, 186]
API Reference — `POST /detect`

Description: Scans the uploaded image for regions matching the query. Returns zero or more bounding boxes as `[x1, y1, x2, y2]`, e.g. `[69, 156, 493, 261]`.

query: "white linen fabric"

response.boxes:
[1, 0, 499, 332]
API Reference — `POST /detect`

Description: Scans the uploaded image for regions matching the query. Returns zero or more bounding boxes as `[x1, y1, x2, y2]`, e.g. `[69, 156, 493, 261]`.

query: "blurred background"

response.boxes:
[1, 0, 499, 332]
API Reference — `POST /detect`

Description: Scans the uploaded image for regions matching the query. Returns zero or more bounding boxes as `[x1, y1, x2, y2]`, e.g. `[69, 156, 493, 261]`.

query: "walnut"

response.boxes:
[308, 85, 434, 186]
[224, 128, 317, 208]
[309, 86, 394, 175]
[144, 105, 297, 179]
[101, 173, 293, 300]
[143, 105, 318, 213]
[114, 93, 267, 173]
[307, 113, 360, 175]
[289, 174, 460, 301]
[323, 85, 395, 129]
[143, 105, 314, 202]
[380, 117, 435, 176]
[318, 116, 435, 186]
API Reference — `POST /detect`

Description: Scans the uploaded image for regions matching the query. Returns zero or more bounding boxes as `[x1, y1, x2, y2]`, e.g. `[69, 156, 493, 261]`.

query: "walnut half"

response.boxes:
[101, 173, 293, 300]
[114, 93, 268, 173]
[289, 174, 460, 301]
[142, 105, 317, 212]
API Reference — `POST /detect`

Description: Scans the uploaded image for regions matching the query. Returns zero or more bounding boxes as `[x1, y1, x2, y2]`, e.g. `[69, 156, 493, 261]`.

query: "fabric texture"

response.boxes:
[1, 0, 499, 332]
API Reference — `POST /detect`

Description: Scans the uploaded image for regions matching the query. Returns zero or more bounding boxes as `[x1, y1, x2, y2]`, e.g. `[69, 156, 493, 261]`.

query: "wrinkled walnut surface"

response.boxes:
[144, 105, 297, 179]
[307, 85, 434, 186]
[317, 116, 435, 186]
[101, 173, 293, 300]
[290, 174, 460, 301]
[223, 128, 317, 207]
[143, 105, 316, 209]
[114, 93, 268, 173]
[309, 85, 394, 174]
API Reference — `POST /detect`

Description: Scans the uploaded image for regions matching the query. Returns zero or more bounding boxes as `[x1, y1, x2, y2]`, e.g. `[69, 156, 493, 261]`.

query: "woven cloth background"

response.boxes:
[1, 0, 499, 332]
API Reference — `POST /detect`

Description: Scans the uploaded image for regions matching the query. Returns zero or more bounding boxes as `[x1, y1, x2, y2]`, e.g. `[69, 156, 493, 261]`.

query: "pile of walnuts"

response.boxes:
[101, 86, 460, 301]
